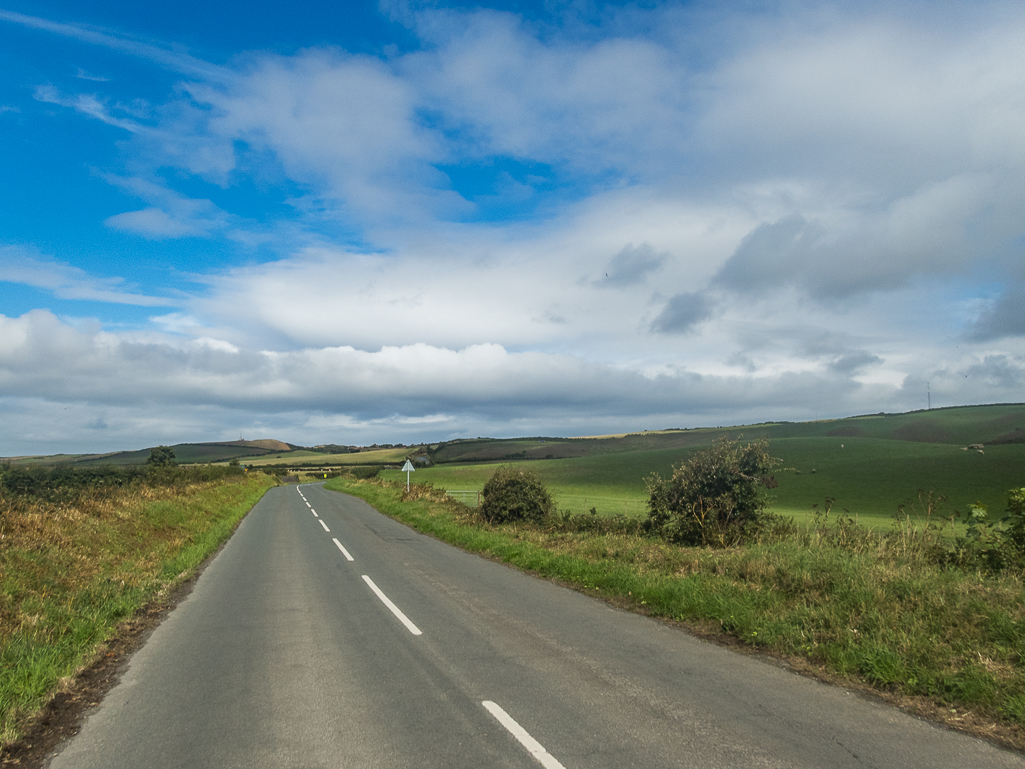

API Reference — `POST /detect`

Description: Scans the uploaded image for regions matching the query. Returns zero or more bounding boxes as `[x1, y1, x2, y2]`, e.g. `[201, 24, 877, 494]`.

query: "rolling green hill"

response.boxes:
[399, 404, 1025, 526]
[4, 440, 293, 467]
[427, 404, 1025, 465]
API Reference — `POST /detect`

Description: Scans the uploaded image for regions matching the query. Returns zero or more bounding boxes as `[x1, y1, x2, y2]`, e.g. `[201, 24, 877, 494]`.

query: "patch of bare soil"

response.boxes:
[0, 566, 207, 768]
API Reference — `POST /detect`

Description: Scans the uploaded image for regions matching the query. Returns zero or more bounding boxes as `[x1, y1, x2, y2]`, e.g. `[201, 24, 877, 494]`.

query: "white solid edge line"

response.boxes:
[482, 701, 566, 769]
[319, 519, 330, 532]
[332, 538, 355, 561]
[361, 575, 422, 636]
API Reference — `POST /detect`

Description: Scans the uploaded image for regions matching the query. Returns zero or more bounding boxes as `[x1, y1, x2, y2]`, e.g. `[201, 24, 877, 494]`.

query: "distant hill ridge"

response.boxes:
[221, 439, 291, 452]
[6, 403, 1025, 467]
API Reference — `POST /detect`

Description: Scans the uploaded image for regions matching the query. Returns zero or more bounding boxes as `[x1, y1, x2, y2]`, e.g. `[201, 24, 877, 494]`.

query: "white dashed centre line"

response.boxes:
[311, 509, 318, 517]
[361, 575, 422, 636]
[482, 701, 566, 769]
[332, 538, 354, 561]
[319, 519, 330, 532]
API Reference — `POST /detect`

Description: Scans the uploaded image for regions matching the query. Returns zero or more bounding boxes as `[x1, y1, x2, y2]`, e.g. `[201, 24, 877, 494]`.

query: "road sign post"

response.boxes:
[401, 459, 415, 491]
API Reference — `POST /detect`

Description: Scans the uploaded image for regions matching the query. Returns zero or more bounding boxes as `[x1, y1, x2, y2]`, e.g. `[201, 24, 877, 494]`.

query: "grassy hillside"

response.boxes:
[427, 404, 1025, 465]
[238, 446, 411, 467]
[5, 441, 294, 467]
[393, 405, 1025, 526]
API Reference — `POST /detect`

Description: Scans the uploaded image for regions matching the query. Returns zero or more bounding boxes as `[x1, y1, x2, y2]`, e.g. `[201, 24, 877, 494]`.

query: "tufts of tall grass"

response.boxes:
[0, 469, 275, 745]
[327, 477, 1025, 741]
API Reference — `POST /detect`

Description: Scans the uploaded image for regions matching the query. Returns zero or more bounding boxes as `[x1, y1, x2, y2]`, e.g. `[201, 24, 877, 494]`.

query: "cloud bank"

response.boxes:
[2, 1, 1025, 454]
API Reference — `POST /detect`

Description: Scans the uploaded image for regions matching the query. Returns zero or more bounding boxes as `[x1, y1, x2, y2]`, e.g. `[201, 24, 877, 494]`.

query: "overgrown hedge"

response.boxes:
[0, 463, 245, 504]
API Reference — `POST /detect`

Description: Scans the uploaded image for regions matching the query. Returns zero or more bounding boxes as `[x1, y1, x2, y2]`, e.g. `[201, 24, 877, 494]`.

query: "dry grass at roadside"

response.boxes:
[0, 471, 275, 747]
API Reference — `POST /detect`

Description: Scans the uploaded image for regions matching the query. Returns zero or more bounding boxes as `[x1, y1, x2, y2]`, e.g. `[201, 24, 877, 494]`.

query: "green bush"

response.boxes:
[1003, 487, 1025, 554]
[479, 466, 554, 524]
[146, 445, 178, 467]
[645, 437, 780, 546]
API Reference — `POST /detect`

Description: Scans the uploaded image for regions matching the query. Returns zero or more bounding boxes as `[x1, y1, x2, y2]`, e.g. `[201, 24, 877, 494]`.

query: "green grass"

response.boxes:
[239, 446, 410, 467]
[0, 472, 276, 745]
[326, 477, 1025, 745]
[389, 434, 1025, 530]
[770, 438, 1025, 524]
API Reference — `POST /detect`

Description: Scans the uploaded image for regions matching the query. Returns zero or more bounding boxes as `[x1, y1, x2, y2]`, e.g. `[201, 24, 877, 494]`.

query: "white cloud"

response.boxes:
[101, 175, 234, 239]
[0, 246, 173, 306]
[181, 49, 460, 224]
[6, 2, 1025, 453]
[34, 85, 143, 132]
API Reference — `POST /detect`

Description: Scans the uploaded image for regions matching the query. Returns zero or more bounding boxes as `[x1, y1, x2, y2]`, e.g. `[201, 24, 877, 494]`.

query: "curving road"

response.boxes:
[47, 484, 1025, 768]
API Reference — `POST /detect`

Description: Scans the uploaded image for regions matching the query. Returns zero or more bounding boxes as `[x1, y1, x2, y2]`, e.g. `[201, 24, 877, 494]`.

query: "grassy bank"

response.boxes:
[326, 476, 1025, 746]
[0, 470, 276, 745]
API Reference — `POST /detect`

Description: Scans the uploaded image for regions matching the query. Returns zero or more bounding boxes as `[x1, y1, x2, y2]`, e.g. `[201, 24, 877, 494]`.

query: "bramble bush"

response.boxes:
[478, 466, 554, 524]
[644, 437, 781, 547]
[946, 487, 1025, 571]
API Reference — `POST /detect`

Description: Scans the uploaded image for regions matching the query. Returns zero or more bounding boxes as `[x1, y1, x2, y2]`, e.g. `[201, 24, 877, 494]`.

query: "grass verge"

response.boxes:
[0, 472, 276, 746]
[326, 476, 1025, 750]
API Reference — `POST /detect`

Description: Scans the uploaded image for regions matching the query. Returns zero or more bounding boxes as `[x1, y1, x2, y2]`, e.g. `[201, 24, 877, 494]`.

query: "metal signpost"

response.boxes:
[401, 459, 415, 491]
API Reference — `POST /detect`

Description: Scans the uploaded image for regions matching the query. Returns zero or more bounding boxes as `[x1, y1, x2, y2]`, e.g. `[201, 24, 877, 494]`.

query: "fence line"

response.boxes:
[446, 489, 480, 507]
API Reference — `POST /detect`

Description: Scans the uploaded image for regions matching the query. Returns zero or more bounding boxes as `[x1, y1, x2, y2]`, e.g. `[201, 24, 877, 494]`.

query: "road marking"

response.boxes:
[361, 575, 422, 636]
[482, 701, 566, 769]
[319, 519, 330, 532]
[311, 509, 319, 517]
[306, 502, 311, 508]
[332, 538, 354, 561]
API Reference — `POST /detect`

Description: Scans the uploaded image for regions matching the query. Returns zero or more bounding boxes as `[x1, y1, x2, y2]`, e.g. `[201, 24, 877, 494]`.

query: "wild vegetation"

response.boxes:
[644, 437, 781, 546]
[0, 463, 275, 747]
[326, 456, 1025, 747]
[478, 467, 555, 524]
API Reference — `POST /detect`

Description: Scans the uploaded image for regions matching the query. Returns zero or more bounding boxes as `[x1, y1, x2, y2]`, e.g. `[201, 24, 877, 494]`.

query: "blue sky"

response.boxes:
[2, 0, 1024, 455]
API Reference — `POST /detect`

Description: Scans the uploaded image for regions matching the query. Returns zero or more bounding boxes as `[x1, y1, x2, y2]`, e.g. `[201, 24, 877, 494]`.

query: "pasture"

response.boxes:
[385, 404, 1025, 529]
[240, 445, 410, 467]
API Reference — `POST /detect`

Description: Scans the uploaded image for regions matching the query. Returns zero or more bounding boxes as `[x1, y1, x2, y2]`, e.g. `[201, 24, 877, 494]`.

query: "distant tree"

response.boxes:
[645, 437, 779, 547]
[146, 445, 178, 467]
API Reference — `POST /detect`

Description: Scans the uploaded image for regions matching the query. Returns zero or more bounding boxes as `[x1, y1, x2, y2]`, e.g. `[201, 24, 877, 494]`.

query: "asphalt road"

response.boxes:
[46, 484, 1025, 768]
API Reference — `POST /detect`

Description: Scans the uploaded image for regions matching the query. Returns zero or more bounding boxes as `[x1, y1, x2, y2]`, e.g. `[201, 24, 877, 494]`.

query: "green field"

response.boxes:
[386, 405, 1025, 529]
[240, 446, 410, 467]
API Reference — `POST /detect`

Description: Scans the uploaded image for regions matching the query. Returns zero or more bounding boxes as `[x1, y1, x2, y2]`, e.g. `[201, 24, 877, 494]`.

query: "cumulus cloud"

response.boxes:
[6, 2, 1025, 454]
[0, 309, 877, 418]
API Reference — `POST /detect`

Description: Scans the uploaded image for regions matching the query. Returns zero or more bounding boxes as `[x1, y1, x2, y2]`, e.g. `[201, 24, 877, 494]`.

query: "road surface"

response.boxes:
[47, 484, 1025, 768]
